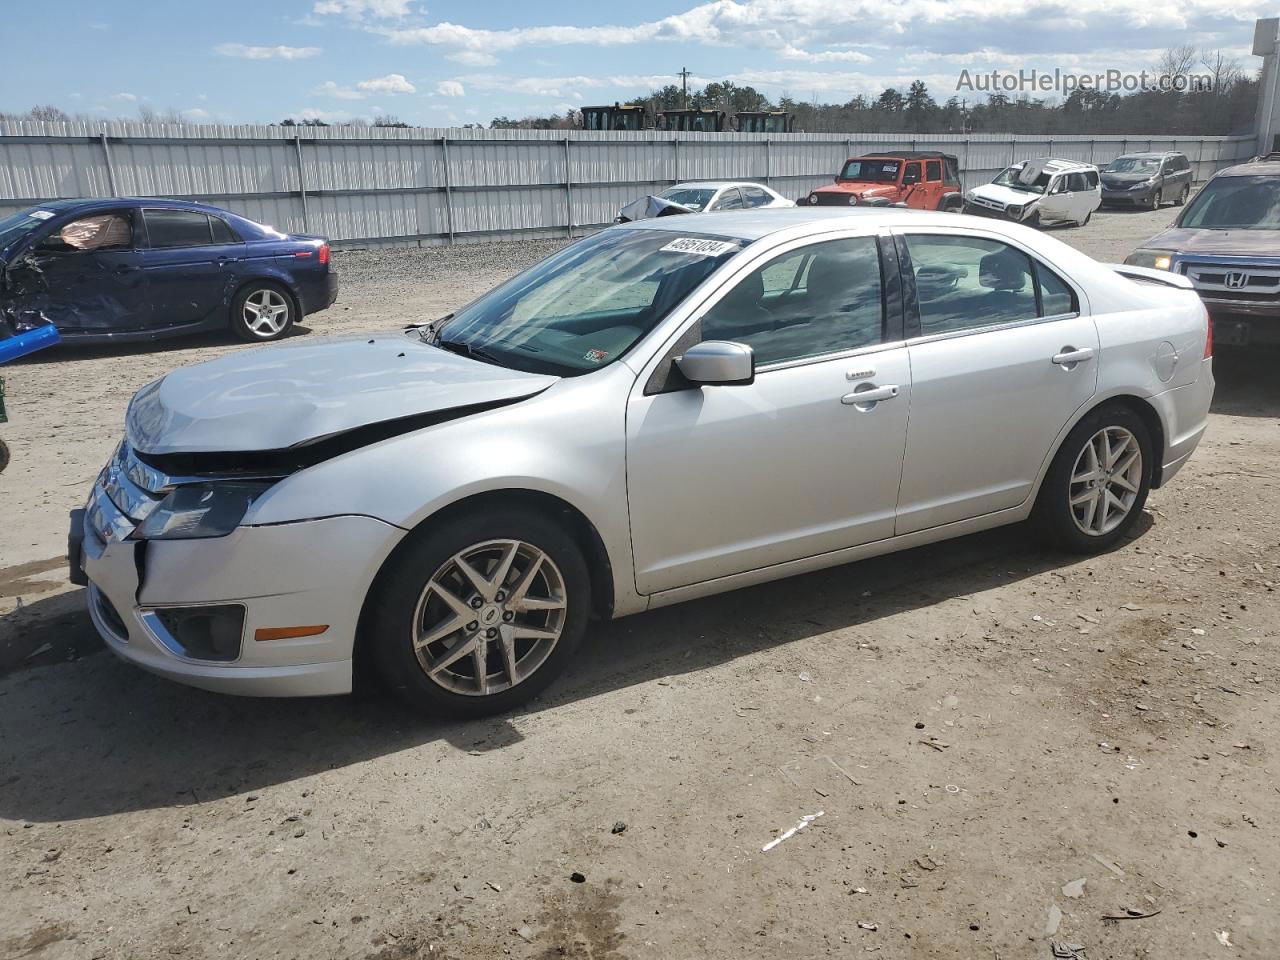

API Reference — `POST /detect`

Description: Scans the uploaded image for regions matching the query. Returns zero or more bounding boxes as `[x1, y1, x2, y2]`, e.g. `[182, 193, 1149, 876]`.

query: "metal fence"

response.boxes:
[0, 120, 1260, 247]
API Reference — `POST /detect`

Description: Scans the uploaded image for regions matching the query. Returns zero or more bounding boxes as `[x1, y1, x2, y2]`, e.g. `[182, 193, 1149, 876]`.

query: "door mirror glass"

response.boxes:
[676, 340, 755, 385]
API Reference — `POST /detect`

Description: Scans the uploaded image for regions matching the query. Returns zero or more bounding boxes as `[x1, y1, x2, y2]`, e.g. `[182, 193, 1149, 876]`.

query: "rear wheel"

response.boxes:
[1034, 403, 1153, 553]
[231, 282, 295, 342]
[367, 508, 591, 717]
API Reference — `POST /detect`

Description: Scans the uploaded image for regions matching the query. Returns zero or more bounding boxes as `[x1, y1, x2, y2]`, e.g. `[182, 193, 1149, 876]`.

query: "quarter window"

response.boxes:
[209, 217, 239, 244]
[905, 235, 1038, 335]
[144, 209, 216, 248]
[699, 236, 885, 365]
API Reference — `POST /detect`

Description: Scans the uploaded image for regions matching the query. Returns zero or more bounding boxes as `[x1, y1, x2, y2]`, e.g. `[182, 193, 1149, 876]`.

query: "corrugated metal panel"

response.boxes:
[0, 123, 1259, 243]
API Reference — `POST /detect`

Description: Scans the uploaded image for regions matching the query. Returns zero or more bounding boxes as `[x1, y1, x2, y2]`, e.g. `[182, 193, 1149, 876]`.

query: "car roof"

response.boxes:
[1113, 151, 1182, 159]
[613, 207, 968, 242]
[1015, 157, 1098, 173]
[1214, 159, 1280, 178]
[22, 196, 236, 215]
[667, 181, 769, 191]
[851, 151, 956, 160]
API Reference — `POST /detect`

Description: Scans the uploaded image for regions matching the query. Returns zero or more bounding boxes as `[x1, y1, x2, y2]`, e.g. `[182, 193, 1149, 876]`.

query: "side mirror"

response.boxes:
[675, 340, 755, 386]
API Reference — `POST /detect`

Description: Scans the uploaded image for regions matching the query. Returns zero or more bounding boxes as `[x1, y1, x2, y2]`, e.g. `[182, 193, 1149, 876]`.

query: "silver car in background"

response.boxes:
[72, 209, 1214, 717]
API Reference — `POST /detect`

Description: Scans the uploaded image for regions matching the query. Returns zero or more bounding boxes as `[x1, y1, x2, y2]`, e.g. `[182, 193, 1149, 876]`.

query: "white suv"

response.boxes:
[965, 158, 1102, 227]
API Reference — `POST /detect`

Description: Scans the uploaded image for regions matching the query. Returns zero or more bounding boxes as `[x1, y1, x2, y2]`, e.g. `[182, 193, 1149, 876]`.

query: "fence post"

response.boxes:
[293, 135, 310, 233]
[1089, 138, 1095, 165]
[564, 137, 574, 239]
[673, 137, 680, 183]
[100, 133, 118, 197]
[1010, 138, 1017, 167]
[1196, 138, 1205, 183]
[442, 135, 455, 245]
[764, 137, 771, 185]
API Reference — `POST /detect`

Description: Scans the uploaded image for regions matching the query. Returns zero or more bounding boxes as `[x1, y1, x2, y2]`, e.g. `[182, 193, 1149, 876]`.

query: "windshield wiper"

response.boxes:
[435, 336, 506, 367]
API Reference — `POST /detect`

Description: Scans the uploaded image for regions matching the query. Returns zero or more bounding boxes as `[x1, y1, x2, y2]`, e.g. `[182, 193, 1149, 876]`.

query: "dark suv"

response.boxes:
[1125, 157, 1280, 346]
[1101, 151, 1193, 209]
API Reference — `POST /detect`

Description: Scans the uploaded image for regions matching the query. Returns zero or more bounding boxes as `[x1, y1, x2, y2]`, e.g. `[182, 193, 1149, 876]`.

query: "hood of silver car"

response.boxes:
[126, 333, 558, 454]
[1142, 227, 1280, 258]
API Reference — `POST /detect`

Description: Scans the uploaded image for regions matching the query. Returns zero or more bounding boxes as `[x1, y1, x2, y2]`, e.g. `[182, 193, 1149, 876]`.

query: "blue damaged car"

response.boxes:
[0, 198, 337, 343]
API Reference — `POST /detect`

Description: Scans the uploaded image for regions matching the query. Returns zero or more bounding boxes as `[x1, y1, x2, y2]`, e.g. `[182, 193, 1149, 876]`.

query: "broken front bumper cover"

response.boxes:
[71, 493, 403, 697]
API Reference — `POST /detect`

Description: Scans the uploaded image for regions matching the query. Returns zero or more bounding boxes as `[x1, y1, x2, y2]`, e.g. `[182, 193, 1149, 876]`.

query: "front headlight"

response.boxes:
[1129, 180, 1154, 190]
[1007, 204, 1024, 218]
[136, 482, 273, 540]
[1124, 249, 1173, 271]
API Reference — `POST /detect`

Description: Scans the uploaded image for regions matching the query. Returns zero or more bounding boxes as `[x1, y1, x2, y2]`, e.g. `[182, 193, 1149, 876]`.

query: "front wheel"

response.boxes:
[1077, 209, 1092, 227]
[1034, 404, 1154, 554]
[366, 508, 591, 717]
[1175, 184, 1190, 206]
[231, 282, 295, 342]
[1149, 189, 1163, 210]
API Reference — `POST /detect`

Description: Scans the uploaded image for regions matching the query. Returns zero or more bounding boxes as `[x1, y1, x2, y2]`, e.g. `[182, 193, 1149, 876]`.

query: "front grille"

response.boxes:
[808, 192, 860, 206]
[963, 203, 1010, 220]
[1183, 260, 1280, 298]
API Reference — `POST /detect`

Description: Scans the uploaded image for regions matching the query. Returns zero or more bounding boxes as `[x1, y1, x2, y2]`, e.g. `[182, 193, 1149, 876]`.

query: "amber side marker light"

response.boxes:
[255, 625, 329, 642]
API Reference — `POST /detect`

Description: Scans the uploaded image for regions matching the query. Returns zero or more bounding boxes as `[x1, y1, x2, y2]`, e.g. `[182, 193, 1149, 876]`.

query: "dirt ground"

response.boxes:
[1, 205, 1278, 960]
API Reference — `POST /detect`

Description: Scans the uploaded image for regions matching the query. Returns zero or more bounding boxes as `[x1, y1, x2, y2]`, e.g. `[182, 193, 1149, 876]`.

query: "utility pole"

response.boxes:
[679, 66, 691, 109]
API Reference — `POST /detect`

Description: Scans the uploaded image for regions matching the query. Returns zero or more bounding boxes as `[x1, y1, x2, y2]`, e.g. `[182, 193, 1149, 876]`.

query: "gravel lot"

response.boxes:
[2, 205, 1278, 960]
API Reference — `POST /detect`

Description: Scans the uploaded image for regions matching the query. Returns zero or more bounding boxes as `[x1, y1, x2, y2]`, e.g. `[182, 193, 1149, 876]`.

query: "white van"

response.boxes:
[964, 158, 1102, 227]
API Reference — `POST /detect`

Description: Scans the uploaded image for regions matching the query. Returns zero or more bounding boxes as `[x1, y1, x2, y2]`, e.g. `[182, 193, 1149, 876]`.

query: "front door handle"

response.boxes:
[1051, 346, 1095, 366]
[841, 384, 899, 407]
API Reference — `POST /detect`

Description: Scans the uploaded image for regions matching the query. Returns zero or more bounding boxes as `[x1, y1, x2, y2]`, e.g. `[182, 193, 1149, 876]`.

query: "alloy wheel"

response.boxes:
[243, 289, 290, 337]
[411, 539, 567, 697]
[1069, 426, 1143, 537]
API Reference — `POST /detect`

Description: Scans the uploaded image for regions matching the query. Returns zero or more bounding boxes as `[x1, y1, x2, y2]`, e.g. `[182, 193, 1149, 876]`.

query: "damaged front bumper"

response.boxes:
[71, 466, 403, 697]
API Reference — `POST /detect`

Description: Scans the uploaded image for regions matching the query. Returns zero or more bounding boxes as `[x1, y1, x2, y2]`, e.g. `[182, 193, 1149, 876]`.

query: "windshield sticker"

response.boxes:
[660, 237, 738, 257]
[882, 163, 897, 173]
[583, 348, 609, 364]
[28, 210, 54, 220]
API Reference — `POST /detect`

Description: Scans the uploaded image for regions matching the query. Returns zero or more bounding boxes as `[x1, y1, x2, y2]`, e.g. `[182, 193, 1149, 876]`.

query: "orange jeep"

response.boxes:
[802, 152, 964, 211]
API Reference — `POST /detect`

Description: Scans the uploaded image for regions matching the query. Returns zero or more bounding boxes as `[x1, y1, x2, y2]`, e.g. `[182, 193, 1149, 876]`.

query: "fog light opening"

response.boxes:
[152, 605, 245, 662]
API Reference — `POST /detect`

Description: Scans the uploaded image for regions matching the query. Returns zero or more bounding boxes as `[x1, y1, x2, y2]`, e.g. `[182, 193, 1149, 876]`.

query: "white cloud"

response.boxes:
[448, 50, 498, 67]
[315, 72, 417, 100]
[215, 43, 322, 60]
[112, 92, 137, 101]
[436, 80, 466, 97]
[313, 0, 411, 18]
[182, 107, 211, 120]
[779, 44, 872, 64]
[358, 72, 416, 94]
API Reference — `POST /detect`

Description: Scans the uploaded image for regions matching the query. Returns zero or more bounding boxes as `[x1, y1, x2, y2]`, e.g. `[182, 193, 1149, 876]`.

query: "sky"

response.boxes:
[0, 0, 1270, 127]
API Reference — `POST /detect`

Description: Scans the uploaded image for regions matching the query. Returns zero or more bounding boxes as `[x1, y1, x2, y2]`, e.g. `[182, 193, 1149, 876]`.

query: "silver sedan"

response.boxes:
[73, 209, 1214, 716]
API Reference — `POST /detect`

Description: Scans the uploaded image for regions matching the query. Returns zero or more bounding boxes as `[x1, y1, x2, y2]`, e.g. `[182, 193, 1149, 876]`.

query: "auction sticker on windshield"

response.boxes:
[28, 210, 54, 220]
[660, 237, 739, 257]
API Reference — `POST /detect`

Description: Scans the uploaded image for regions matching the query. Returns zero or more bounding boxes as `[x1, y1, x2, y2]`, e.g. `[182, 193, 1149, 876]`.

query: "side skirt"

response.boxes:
[642, 504, 1030, 612]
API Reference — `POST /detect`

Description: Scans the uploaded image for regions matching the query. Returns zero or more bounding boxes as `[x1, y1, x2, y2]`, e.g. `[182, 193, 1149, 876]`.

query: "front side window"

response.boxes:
[1066, 173, 1089, 192]
[38, 213, 133, 253]
[437, 228, 745, 375]
[903, 162, 922, 184]
[659, 187, 716, 211]
[713, 188, 745, 211]
[905, 234, 1038, 335]
[699, 236, 884, 365]
[144, 209, 215, 248]
[1179, 175, 1280, 230]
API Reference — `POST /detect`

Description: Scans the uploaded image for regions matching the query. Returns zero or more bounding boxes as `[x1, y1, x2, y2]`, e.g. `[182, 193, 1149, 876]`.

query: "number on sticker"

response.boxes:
[660, 237, 738, 257]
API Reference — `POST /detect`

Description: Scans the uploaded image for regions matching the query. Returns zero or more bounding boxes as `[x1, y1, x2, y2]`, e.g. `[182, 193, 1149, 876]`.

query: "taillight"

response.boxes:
[1203, 311, 1213, 358]
[318, 242, 330, 266]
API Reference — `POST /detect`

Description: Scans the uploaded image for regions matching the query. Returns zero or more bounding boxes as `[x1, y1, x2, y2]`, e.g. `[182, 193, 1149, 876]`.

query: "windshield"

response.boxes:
[0, 207, 57, 251]
[993, 165, 1051, 194]
[1106, 157, 1160, 175]
[839, 159, 900, 182]
[437, 228, 746, 375]
[659, 188, 717, 211]
[1179, 175, 1280, 230]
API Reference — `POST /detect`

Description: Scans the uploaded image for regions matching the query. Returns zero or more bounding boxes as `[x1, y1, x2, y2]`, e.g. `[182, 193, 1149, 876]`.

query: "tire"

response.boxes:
[1149, 189, 1162, 211]
[0, 439, 9, 475]
[230, 281, 296, 342]
[1034, 403, 1154, 554]
[366, 507, 592, 718]
[1023, 210, 1041, 228]
[1175, 184, 1190, 206]
[1077, 209, 1092, 227]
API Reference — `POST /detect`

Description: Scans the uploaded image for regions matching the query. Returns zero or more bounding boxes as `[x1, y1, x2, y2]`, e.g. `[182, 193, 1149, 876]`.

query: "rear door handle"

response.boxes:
[841, 384, 899, 406]
[1051, 347, 1095, 366]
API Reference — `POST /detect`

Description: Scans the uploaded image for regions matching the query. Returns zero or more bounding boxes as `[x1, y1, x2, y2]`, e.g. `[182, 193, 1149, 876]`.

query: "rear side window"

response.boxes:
[1066, 172, 1089, 192]
[944, 156, 960, 183]
[1085, 170, 1099, 188]
[1037, 263, 1078, 316]
[144, 209, 214, 248]
[925, 160, 942, 182]
[905, 234, 1038, 335]
[209, 217, 239, 244]
[742, 186, 771, 208]
[714, 189, 745, 211]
